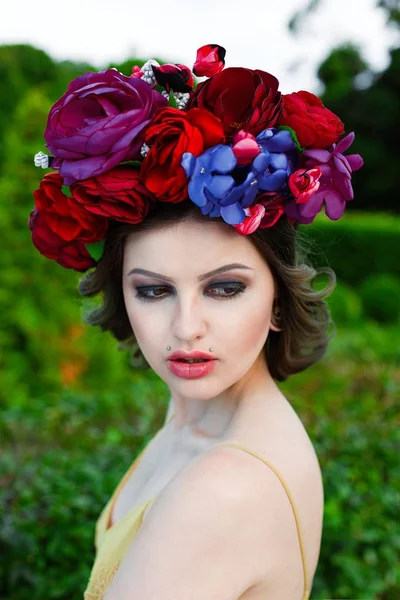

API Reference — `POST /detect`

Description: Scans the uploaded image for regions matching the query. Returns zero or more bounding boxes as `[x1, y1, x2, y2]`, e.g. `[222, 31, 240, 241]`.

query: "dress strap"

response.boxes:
[212, 440, 310, 600]
[165, 411, 175, 424]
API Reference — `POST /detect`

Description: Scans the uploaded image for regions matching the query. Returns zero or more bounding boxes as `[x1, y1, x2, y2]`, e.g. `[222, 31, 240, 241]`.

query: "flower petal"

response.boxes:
[324, 189, 347, 219]
[284, 199, 316, 224]
[259, 170, 287, 192]
[303, 148, 331, 163]
[208, 175, 235, 199]
[335, 132, 355, 154]
[220, 202, 246, 224]
[346, 153, 364, 171]
[181, 152, 196, 177]
[297, 188, 324, 218]
[188, 177, 208, 208]
[210, 145, 237, 173]
[333, 154, 352, 177]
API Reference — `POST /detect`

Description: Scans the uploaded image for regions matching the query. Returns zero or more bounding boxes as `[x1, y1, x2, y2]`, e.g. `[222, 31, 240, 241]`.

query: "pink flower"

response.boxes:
[131, 65, 143, 78]
[288, 167, 322, 204]
[234, 203, 266, 235]
[234, 192, 286, 234]
[232, 130, 261, 165]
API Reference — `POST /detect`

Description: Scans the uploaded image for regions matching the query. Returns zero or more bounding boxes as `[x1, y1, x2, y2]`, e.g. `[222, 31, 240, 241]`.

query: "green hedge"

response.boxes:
[326, 275, 400, 326]
[326, 280, 364, 327]
[359, 274, 400, 324]
[300, 211, 400, 286]
[1, 323, 399, 600]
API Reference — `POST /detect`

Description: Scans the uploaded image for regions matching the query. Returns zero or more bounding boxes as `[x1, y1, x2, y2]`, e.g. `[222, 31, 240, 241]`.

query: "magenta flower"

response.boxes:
[285, 132, 364, 224]
[45, 69, 167, 185]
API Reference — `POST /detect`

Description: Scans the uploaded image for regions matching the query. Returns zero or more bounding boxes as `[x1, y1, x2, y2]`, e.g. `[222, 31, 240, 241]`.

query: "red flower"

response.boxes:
[187, 67, 282, 140]
[71, 167, 151, 224]
[288, 167, 322, 204]
[280, 91, 344, 149]
[29, 173, 107, 271]
[152, 63, 195, 93]
[234, 203, 266, 235]
[193, 44, 226, 77]
[257, 192, 286, 228]
[141, 107, 225, 203]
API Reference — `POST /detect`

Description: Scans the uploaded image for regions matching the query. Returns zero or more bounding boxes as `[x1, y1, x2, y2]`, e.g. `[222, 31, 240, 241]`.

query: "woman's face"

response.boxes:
[122, 219, 280, 400]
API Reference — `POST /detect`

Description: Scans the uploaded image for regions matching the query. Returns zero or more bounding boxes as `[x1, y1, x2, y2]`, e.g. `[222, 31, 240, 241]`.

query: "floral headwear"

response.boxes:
[29, 44, 364, 272]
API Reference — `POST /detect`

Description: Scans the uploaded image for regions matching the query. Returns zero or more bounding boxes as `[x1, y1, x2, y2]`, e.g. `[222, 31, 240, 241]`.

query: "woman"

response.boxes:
[29, 44, 363, 599]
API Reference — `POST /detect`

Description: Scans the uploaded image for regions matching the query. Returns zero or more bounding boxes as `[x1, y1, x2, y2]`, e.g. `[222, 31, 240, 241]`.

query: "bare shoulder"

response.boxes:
[233, 393, 325, 595]
[104, 442, 289, 600]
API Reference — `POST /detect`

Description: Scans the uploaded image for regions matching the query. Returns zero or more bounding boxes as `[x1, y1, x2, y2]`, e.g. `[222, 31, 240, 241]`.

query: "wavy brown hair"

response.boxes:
[78, 200, 337, 382]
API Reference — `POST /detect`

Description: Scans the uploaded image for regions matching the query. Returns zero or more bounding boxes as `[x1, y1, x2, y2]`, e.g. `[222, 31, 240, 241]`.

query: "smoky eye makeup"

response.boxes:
[133, 280, 248, 302]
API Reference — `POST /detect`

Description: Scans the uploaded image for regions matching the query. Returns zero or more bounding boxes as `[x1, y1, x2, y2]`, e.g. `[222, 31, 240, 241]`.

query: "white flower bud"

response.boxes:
[176, 93, 190, 110]
[140, 59, 160, 88]
[140, 142, 150, 158]
[34, 151, 49, 169]
[162, 90, 190, 110]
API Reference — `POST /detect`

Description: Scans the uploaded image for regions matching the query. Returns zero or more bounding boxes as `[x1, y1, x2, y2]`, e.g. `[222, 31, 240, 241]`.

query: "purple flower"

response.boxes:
[181, 128, 296, 225]
[285, 132, 364, 224]
[44, 69, 167, 185]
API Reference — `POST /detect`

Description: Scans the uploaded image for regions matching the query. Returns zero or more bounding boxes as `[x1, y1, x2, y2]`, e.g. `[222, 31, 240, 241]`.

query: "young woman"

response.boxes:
[29, 44, 363, 599]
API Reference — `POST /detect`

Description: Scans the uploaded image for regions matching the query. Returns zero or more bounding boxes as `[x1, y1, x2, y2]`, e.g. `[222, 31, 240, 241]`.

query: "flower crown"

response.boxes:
[29, 44, 364, 272]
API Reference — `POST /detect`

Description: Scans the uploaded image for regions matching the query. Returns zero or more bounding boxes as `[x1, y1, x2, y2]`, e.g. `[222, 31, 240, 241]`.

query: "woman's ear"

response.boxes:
[270, 302, 283, 332]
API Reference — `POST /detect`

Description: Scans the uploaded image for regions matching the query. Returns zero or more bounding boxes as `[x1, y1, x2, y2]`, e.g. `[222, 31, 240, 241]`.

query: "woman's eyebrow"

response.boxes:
[126, 263, 253, 282]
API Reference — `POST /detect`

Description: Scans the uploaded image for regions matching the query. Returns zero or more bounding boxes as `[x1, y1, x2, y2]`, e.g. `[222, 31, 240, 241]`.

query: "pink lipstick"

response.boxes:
[166, 350, 217, 379]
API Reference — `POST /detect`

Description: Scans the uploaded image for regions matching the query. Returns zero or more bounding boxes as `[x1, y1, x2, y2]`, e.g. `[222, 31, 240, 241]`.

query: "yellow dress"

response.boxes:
[83, 414, 310, 600]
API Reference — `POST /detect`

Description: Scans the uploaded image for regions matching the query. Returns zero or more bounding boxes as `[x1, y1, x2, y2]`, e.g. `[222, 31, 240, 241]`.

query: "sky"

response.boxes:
[0, 0, 398, 93]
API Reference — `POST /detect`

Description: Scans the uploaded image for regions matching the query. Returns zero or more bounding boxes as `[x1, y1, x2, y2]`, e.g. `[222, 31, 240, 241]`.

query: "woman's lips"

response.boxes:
[166, 359, 217, 379]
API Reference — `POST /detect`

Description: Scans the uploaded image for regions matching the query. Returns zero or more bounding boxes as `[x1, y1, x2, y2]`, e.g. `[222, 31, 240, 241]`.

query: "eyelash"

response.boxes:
[134, 282, 247, 302]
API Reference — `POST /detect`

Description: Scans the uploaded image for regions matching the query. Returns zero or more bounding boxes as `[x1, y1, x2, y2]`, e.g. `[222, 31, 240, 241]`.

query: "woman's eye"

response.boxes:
[134, 282, 246, 302]
[135, 286, 170, 301]
[207, 283, 246, 298]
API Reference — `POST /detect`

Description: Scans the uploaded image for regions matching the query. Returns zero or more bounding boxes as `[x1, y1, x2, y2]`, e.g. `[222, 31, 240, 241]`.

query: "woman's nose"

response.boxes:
[170, 295, 207, 343]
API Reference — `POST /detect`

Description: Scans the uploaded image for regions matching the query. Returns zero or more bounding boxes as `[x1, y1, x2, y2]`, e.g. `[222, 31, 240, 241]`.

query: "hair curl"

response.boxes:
[78, 200, 337, 382]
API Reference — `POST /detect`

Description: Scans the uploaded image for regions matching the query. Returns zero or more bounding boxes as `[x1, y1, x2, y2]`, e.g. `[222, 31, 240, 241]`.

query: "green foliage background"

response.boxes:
[0, 33, 399, 600]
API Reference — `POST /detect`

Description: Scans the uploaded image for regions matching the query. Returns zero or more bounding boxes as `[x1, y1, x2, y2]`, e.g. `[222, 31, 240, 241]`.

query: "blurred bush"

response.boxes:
[359, 273, 400, 324]
[325, 280, 364, 327]
[300, 211, 400, 285]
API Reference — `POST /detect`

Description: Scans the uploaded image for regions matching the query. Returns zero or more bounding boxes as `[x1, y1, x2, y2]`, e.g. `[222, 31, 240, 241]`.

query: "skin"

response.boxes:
[122, 218, 282, 442]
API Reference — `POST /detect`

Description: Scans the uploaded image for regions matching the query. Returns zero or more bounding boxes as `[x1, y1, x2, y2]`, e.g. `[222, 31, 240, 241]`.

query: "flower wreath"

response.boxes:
[29, 44, 364, 272]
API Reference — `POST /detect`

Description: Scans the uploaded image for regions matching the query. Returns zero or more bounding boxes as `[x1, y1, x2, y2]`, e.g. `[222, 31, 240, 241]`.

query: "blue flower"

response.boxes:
[181, 128, 297, 225]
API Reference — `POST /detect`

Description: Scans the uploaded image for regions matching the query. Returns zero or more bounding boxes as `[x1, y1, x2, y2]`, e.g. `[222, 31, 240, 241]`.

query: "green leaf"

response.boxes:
[121, 160, 142, 169]
[168, 90, 178, 108]
[62, 186, 72, 197]
[278, 125, 303, 152]
[85, 239, 105, 262]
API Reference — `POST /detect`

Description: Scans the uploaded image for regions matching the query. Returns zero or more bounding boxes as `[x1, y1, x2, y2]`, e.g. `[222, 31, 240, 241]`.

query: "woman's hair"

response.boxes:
[78, 200, 337, 382]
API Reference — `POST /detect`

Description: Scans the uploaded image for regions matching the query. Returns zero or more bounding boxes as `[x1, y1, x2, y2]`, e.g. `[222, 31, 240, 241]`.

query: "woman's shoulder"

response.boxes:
[236, 390, 324, 522]
[231, 389, 322, 479]
[225, 390, 324, 591]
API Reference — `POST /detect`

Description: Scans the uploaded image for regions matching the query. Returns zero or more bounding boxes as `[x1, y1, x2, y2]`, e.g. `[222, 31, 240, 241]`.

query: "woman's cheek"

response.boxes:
[224, 292, 271, 356]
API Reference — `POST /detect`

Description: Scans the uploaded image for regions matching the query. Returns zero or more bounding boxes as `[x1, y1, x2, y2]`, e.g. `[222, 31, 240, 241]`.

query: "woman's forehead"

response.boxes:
[124, 220, 257, 262]
[123, 221, 271, 280]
